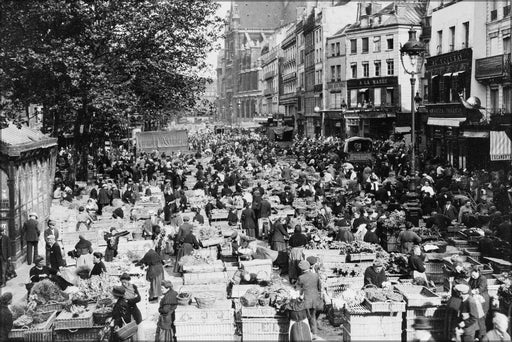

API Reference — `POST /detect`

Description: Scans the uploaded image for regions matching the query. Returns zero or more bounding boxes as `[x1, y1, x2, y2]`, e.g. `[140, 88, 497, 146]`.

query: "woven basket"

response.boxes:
[177, 293, 192, 306]
[93, 309, 112, 325]
[195, 295, 216, 309]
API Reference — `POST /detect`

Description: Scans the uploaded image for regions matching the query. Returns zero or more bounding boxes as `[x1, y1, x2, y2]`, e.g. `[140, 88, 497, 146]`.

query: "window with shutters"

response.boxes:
[350, 39, 357, 54]
[386, 59, 394, 75]
[363, 62, 369, 77]
[374, 36, 381, 52]
[351, 63, 357, 78]
[374, 61, 381, 77]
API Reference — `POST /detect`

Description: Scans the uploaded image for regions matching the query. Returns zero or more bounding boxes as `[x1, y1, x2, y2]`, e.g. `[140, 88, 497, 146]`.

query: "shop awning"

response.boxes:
[358, 88, 368, 92]
[271, 126, 294, 135]
[427, 117, 466, 127]
[462, 131, 489, 138]
[443, 72, 452, 76]
[490, 130, 512, 161]
[395, 126, 411, 133]
[452, 71, 465, 76]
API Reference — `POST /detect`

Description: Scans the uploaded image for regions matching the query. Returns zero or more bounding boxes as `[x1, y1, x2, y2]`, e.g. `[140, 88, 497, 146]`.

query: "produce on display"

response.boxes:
[331, 288, 366, 309]
[382, 210, 406, 237]
[12, 310, 54, 329]
[364, 286, 404, 303]
[381, 253, 410, 275]
[28, 279, 68, 306]
[74, 273, 114, 302]
[178, 249, 216, 267]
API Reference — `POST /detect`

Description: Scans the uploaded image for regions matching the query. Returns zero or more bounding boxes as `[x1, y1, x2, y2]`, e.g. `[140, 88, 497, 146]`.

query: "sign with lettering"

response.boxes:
[475, 54, 510, 80]
[347, 76, 398, 89]
[425, 103, 466, 117]
[425, 48, 473, 75]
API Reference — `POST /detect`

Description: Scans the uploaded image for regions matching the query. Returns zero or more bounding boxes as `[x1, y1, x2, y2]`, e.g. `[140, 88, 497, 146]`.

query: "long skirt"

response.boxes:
[104, 247, 117, 262]
[173, 243, 194, 273]
[272, 241, 287, 252]
[288, 247, 304, 283]
[155, 326, 173, 342]
[149, 273, 163, 299]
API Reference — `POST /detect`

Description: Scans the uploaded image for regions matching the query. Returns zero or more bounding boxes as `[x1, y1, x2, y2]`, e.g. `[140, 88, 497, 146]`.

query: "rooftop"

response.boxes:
[0, 122, 58, 157]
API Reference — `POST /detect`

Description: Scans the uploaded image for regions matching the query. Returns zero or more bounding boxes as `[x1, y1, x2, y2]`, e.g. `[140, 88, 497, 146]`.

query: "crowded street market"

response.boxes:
[1, 128, 511, 342]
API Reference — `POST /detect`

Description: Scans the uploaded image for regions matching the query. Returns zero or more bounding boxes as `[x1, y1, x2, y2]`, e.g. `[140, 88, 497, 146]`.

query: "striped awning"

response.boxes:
[490, 131, 512, 161]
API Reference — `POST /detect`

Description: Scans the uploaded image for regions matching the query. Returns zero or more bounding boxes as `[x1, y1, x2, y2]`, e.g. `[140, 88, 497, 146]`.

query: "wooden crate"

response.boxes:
[241, 317, 289, 336]
[304, 249, 347, 264]
[240, 259, 272, 276]
[54, 309, 94, 330]
[183, 271, 228, 285]
[241, 306, 285, 318]
[54, 326, 105, 342]
[175, 321, 235, 337]
[182, 259, 225, 273]
[363, 298, 406, 313]
[175, 300, 233, 323]
[231, 284, 265, 299]
[10, 311, 58, 342]
[394, 285, 442, 307]
[348, 252, 376, 262]
[403, 306, 447, 331]
[177, 283, 227, 300]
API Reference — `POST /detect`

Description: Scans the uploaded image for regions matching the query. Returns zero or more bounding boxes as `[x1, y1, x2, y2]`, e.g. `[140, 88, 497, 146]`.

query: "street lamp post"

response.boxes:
[400, 27, 426, 176]
[314, 106, 322, 138]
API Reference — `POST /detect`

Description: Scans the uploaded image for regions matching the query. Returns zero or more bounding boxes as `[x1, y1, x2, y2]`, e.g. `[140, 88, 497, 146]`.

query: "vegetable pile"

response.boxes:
[74, 273, 114, 302]
[28, 279, 68, 306]
[364, 287, 404, 302]
[382, 253, 410, 275]
[178, 249, 216, 266]
[331, 288, 366, 310]
[382, 210, 406, 237]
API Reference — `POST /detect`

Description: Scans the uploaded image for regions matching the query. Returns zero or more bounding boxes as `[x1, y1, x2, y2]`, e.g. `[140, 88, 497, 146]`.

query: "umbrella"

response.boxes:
[342, 162, 354, 170]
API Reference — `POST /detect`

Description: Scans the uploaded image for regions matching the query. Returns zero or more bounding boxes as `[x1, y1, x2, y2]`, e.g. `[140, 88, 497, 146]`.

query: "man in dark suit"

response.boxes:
[0, 226, 12, 287]
[97, 183, 111, 215]
[47, 235, 64, 271]
[21, 212, 40, 265]
[442, 199, 458, 222]
[44, 220, 60, 262]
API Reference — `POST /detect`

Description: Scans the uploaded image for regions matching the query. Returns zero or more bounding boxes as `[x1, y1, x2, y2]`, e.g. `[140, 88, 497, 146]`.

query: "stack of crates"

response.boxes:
[241, 306, 289, 342]
[342, 304, 402, 342]
[174, 300, 234, 341]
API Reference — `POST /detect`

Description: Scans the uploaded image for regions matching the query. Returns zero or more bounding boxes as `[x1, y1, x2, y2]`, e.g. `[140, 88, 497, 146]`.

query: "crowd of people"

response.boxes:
[1, 128, 511, 342]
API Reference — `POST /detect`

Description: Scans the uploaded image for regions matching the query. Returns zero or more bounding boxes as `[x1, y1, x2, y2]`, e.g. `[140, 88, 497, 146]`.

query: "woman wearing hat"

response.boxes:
[288, 225, 308, 284]
[296, 260, 323, 340]
[110, 286, 132, 342]
[0, 292, 13, 342]
[104, 227, 121, 262]
[137, 241, 164, 302]
[120, 273, 142, 324]
[173, 220, 200, 273]
[156, 280, 178, 342]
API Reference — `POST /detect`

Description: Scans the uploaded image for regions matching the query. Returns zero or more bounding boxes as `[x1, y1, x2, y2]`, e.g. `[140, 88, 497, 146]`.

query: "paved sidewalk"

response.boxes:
[0, 262, 31, 305]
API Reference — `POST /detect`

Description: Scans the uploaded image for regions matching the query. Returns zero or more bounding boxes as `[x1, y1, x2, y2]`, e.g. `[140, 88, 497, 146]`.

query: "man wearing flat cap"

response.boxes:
[22, 212, 40, 265]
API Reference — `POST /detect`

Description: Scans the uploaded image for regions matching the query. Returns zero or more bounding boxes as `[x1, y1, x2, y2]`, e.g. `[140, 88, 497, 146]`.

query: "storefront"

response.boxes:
[323, 111, 344, 138]
[0, 123, 58, 263]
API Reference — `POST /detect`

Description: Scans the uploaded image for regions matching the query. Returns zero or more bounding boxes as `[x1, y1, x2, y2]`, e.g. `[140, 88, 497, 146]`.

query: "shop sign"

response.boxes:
[426, 103, 466, 117]
[347, 76, 398, 89]
[426, 48, 472, 68]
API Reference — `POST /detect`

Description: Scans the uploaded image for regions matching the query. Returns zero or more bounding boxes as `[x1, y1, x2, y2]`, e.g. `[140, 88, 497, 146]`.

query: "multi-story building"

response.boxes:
[325, 26, 349, 137]
[344, 1, 426, 139]
[260, 24, 292, 118]
[216, 1, 307, 125]
[280, 24, 298, 129]
[475, 0, 511, 166]
[303, 2, 360, 138]
[296, 19, 306, 135]
[425, 0, 488, 169]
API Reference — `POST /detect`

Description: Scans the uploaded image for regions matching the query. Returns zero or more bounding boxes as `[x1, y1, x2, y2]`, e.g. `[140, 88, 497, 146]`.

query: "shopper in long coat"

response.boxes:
[270, 217, 289, 252]
[241, 203, 257, 238]
[155, 280, 178, 342]
[0, 292, 13, 342]
[21, 212, 40, 265]
[137, 241, 164, 301]
[296, 261, 323, 340]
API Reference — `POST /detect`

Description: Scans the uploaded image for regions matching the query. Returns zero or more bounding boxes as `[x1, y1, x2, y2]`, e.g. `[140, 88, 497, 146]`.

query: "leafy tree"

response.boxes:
[0, 0, 222, 179]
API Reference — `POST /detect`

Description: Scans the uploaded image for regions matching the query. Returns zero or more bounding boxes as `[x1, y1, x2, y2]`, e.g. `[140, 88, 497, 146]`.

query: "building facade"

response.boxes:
[216, 1, 307, 126]
[344, 2, 426, 139]
[475, 0, 511, 166]
[280, 24, 299, 129]
[425, 0, 488, 169]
